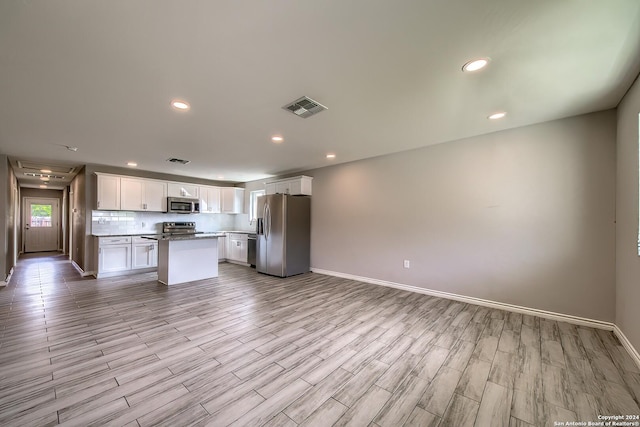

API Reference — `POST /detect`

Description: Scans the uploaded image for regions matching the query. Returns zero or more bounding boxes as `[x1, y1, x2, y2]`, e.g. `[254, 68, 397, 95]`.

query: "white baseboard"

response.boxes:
[311, 268, 640, 370]
[613, 325, 640, 370]
[71, 260, 95, 277]
[0, 267, 14, 287]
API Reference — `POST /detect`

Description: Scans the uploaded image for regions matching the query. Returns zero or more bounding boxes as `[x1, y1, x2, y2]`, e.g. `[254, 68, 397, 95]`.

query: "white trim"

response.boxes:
[312, 268, 640, 370]
[311, 268, 615, 331]
[71, 260, 95, 277]
[0, 267, 14, 287]
[613, 325, 640, 370]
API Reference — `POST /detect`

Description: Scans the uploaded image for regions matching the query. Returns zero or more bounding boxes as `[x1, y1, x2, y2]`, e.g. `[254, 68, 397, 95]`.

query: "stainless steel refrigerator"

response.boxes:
[256, 194, 310, 277]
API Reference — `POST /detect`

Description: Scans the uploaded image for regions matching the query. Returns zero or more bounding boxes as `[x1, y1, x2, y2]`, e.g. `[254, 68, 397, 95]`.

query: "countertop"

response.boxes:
[92, 232, 159, 237]
[92, 230, 255, 237]
[142, 233, 226, 241]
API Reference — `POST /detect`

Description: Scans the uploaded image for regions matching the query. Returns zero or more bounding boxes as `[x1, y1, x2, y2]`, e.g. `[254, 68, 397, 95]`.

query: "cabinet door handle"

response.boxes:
[97, 201, 100, 208]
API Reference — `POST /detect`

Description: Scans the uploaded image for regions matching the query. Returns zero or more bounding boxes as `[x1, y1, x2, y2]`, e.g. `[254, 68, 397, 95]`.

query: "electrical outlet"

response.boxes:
[403, 260, 410, 269]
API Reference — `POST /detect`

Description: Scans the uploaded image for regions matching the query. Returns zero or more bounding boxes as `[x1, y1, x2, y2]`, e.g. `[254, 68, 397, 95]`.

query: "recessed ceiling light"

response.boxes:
[40, 176, 49, 181]
[272, 136, 284, 143]
[171, 99, 190, 111]
[488, 112, 507, 120]
[462, 58, 490, 72]
[217, 176, 224, 180]
[127, 162, 138, 167]
[40, 169, 52, 173]
[326, 153, 336, 159]
[39, 185, 47, 189]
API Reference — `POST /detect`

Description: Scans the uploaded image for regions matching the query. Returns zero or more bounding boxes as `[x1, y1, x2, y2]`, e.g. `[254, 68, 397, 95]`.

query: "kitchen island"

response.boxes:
[144, 233, 225, 285]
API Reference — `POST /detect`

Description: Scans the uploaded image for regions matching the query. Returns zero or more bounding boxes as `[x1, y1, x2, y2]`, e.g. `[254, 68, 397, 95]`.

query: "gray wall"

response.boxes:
[305, 111, 617, 322]
[616, 75, 640, 351]
[0, 156, 7, 280]
[70, 166, 86, 270]
[0, 156, 18, 281]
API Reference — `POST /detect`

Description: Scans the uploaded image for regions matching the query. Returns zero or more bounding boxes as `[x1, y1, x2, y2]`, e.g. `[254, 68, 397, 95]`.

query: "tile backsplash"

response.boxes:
[91, 210, 237, 235]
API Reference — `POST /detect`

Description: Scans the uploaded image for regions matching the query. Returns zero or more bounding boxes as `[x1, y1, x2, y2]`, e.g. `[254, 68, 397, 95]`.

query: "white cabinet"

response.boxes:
[217, 235, 226, 261]
[144, 180, 167, 211]
[200, 186, 221, 213]
[121, 178, 167, 212]
[265, 176, 312, 196]
[227, 233, 248, 263]
[96, 174, 121, 210]
[95, 236, 158, 277]
[132, 237, 158, 269]
[97, 236, 132, 274]
[168, 182, 199, 198]
[221, 188, 245, 214]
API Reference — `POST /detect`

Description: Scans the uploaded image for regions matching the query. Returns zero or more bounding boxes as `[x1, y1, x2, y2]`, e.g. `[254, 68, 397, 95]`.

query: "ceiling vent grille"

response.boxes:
[166, 158, 191, 165]
[282, 96, 328, 118]
[17, 160, 76, 174]
[24, 173, 65, 179]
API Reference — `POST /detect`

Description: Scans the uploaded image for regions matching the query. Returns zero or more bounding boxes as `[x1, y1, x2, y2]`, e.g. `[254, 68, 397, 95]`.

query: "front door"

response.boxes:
[24, 198, 59, 252]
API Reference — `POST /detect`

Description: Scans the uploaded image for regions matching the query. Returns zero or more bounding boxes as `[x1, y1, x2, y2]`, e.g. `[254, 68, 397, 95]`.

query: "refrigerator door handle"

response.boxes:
[266, 204, 271, 239]
[260, 203, 267, 236]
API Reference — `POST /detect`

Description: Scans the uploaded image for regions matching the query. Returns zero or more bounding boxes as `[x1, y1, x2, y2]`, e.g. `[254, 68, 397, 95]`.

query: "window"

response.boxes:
[249, 189, 265, 223]
[31, 204, 53, 227]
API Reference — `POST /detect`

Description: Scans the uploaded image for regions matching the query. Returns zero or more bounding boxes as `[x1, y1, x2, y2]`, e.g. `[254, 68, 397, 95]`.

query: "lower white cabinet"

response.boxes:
[97, 237, 132, 274]
[226, 233, 248, 263]
[95, 236, 158, 277]
[218, 235, 226, 261]
[132, 237, 158, 269]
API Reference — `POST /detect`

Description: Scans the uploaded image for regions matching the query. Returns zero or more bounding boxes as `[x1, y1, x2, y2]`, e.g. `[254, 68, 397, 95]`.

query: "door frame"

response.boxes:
[23, 197, 61, 253]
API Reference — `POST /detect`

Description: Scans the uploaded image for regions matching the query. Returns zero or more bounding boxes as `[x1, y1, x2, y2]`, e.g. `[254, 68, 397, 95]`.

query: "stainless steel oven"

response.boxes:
[166, 197, 200, 214]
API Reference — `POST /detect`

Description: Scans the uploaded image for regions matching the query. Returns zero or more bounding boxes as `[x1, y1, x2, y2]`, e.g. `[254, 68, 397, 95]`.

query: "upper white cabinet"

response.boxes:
[121, 177, 167, 212]
[96, 173, 237, 213]
[96, 173, 121, 210]
[265, 176, 312, 196]
[168, 182, 199, 198]
[221, 188, 245, 214]
[199, 186, 221, 213]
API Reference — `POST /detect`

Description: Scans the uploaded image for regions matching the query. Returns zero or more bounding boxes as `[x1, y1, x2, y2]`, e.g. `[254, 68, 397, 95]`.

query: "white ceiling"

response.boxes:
[2, 0, 640, 187]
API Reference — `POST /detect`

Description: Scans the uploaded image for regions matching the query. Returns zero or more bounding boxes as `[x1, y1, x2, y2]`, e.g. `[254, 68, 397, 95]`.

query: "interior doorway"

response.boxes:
[23, 197, 60, 252]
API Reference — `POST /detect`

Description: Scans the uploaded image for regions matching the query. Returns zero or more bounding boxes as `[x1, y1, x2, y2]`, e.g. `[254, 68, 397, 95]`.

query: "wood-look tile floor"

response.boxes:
[1, 254, 639, 427]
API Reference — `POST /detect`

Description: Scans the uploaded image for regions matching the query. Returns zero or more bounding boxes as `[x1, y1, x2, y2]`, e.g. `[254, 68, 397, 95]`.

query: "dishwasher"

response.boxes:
[247, 233, 257, 267]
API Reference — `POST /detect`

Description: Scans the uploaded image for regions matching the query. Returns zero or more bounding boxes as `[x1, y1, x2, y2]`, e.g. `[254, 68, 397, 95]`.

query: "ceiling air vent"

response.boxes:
[282, 96, 328, 118]
[166, 158, 191, 165]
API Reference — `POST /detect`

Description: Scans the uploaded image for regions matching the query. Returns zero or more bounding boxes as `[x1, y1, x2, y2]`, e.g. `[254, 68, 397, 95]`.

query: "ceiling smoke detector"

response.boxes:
[166, 158, 191, 165]
[282, 96, 328, 118]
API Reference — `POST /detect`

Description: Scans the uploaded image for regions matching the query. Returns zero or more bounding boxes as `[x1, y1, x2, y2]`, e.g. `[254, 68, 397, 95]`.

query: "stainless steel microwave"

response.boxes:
[166, 197, 200, 214]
